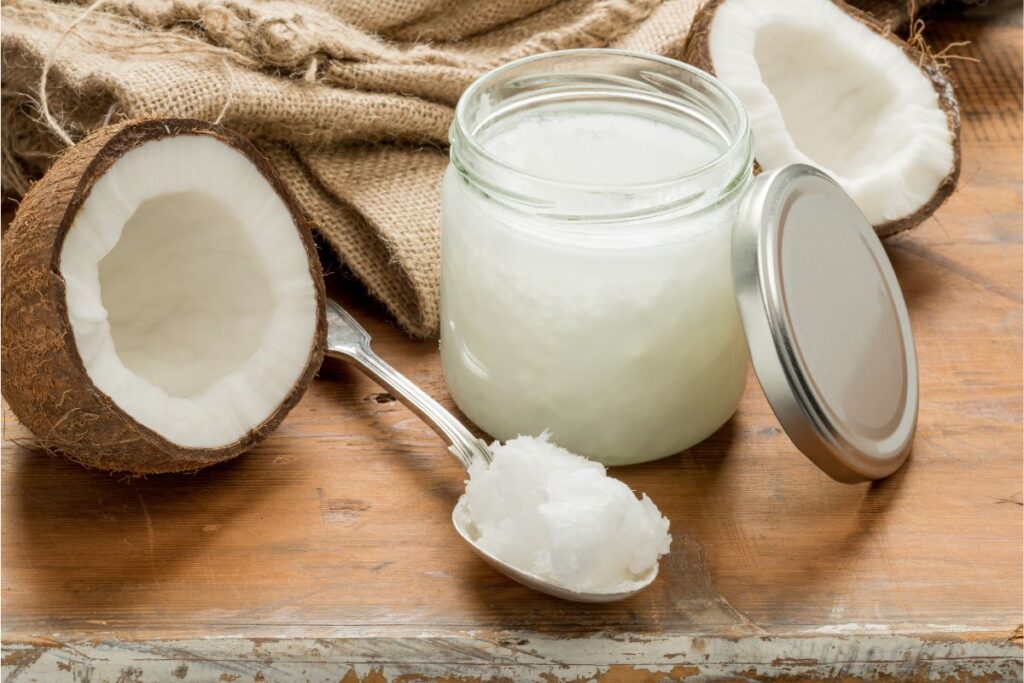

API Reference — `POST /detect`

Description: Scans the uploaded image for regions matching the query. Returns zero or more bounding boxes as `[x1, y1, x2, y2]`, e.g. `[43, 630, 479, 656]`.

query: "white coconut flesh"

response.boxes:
[59, 135, 319, 449]
[705, 0, 955, 225]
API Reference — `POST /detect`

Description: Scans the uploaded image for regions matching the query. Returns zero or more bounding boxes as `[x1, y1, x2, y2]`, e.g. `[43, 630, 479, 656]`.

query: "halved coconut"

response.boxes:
[1, 119, 326, 474]
[684, 0, 961, 237]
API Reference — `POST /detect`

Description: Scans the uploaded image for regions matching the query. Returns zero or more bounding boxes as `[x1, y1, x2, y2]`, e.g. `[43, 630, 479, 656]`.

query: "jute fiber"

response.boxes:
[2, 0, 705, 337]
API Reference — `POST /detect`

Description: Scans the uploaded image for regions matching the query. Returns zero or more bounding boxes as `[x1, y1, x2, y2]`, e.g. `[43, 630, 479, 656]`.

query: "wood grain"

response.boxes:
[2, 3, 1022, 681]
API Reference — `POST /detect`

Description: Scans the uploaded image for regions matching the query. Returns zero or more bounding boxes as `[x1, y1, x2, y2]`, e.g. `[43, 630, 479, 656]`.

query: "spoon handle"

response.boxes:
[324, 300, 491, 471]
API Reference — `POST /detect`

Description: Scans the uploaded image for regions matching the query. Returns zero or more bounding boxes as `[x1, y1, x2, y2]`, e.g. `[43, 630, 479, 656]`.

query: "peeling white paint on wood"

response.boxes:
[3, 631, 1021, 682]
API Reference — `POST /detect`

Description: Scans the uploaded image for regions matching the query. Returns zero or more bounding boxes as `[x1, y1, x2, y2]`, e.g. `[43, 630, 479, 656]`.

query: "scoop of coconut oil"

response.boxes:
[458, 433, 671, 593]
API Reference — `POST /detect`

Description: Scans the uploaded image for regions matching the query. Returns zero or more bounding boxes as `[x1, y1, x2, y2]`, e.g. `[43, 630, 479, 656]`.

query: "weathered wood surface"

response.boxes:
[2, 4, 1022, 682]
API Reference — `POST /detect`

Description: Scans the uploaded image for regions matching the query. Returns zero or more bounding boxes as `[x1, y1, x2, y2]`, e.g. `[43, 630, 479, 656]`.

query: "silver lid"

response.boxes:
[732, 165, 918, 483]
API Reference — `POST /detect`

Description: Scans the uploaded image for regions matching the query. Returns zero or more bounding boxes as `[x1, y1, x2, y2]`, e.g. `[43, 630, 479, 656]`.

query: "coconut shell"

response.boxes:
[847, 0, 957, 32]
[1, 118, 327, 474]
[683, 0, 961, 238]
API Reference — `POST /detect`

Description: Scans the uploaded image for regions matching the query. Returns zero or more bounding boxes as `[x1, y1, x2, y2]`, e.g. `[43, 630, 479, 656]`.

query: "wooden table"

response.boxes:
[3, 4, 1022, 681]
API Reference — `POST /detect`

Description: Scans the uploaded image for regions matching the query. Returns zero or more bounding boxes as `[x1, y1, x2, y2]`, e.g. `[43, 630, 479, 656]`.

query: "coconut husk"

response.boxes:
[683, 0, 961, 237]
[0, 118, 327, 474]
[847, 0, 938, 31]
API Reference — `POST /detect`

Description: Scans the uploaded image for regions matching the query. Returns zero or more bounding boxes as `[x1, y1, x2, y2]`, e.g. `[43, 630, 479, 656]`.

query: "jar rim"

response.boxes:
[451, 48, 752, 197]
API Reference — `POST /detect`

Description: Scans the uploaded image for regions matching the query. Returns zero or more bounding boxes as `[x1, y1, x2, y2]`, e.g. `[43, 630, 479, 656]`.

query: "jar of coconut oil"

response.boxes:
[441, 50, 753, 466]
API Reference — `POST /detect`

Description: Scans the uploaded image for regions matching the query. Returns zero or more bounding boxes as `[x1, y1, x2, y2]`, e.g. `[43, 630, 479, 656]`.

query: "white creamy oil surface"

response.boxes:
[458, 433, 671, 593]
[441, 104, 750, 464]
[482, 111, 722, 185]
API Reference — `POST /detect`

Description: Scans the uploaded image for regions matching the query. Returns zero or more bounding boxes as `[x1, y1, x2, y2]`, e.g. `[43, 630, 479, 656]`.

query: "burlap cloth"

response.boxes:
[1, 0, 737, 337]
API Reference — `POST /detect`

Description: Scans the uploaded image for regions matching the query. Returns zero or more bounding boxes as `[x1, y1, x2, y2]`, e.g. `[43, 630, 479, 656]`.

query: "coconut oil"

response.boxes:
[458, 432, 672, 593]
[441, 50, 753, 465]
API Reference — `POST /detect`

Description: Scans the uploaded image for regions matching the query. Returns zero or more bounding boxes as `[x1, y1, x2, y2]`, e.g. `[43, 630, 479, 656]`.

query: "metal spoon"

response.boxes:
[324, 300, 656, 603]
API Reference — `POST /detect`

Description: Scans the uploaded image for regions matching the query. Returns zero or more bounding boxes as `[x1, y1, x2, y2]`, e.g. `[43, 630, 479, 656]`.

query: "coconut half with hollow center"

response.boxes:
[2, 119, 326, 474]
[684, 0, 961, 237]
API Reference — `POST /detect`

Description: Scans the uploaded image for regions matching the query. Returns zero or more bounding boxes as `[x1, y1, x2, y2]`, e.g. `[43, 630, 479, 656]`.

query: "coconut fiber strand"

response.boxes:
[0, 0, 935, 338]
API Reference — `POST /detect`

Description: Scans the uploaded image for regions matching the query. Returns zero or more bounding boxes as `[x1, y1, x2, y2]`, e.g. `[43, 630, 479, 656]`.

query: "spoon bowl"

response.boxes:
[325, 299, 654, 603]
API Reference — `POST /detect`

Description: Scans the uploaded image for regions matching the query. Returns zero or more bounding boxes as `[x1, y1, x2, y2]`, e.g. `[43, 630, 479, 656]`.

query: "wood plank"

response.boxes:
[2, 3, 1022, 680]
[3, 633, 1021, 682]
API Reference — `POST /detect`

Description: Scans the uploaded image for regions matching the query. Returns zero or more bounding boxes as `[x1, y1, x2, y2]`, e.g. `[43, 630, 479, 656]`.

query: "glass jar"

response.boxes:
[440, 50, 753, 466]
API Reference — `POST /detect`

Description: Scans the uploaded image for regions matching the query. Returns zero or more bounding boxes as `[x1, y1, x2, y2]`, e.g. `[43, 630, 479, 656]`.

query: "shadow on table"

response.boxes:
[317, 354, 467, 504]
[4, 442, 261, 611]
[727, 460, 911, 627]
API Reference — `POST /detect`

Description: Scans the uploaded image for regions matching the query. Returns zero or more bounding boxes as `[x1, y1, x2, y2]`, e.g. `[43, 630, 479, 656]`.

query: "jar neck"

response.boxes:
[449, 49, 753, 223]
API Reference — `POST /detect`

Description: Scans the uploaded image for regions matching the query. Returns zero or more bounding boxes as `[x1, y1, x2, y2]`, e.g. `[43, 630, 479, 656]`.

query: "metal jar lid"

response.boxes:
[732, 164, 918, 483]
